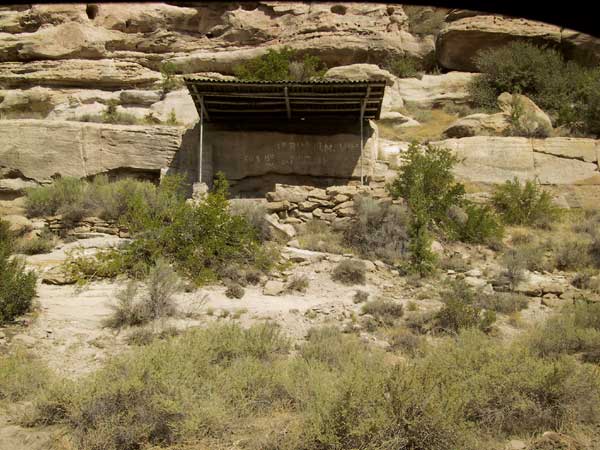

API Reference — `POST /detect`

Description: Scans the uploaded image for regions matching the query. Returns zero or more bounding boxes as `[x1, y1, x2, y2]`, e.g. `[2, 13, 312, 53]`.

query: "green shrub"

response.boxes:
[387, 142, 482, 274]
[67, 173, 273, 285]
[469, 41, 600, 136]
[233, 47, 326, 81]
[387, 327, 423, 355]
[492, 178, 559, 227]
[403, 5, 448, 36]
[434, 280, 496, 333]
[25, 177, 87, 223]
[361, 298, 404, 326]
[25, 321, 600, 449]
[386, 54, 423, 78]
[331, 259, 366, 285]
[343, 194, 409, 263]
[0, 220, 37, 324]
[552, 236, 593, 271]
[451, 202, 504, 245]
[160, 61, 181, 95]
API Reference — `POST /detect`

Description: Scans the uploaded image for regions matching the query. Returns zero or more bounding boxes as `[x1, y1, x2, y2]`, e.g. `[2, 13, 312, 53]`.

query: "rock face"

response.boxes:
[437, 14, 600, 71]
[393, 72, 479, 108]
[380, 136, 600, 188]
[0, 119, 187, 183]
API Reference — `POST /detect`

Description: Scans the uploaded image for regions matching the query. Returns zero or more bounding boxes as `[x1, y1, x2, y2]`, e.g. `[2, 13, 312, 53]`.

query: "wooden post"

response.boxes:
[359, 86, 371, 186]
[199, 97, 204, 183]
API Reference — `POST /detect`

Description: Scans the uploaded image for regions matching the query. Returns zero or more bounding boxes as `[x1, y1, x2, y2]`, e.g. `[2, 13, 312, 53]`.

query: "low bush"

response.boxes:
[572, 270, 600, 292]
[385, 54, 423, 78]
[331, 260, 366, 285]
[478, 292, 529, 314]
[297, 219, 348, 254]
[343, 194, 409, 263]
[103, 259, 181, 328]
[492, 178, 559, 228]
[527, 302, 600, 359]
[0, 220, 37, 324]
[286, 275, 309, 293]
[353, 290, 369, 304]
[229, 198, 269, 241]
[434, 280, 496, 333]
[552, 236, 593, 271]
[387, 327, 423, 355]
[361, 298, 404, 326]
[225, 282, 245, 299]
[233, 47, 326, 81]
[159, 61, 182, 95]
[14, 230, 57, 255]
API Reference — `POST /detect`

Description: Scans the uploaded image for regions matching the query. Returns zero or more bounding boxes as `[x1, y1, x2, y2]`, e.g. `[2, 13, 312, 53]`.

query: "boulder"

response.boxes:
[443, 113, 509, 138]
[324, 64, 396, 86]
[265, 214, 296, 241]
[267, 185, 311, 204]
[0, 178, 38, 195]
[0, 119, 184, 183]
[436, 15, 563, 71]
[395, 72, 479, 107]
[497, 92, 552, 136]
[150, 89, 199, 125]
[263, 280, 285, 296]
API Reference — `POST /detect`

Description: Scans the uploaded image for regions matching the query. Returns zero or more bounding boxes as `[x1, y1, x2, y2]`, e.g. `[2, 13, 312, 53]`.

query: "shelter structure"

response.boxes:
[183, 78, 386, 196]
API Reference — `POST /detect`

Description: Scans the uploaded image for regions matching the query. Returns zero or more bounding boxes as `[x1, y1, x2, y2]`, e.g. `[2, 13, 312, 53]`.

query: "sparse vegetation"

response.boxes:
[0, 349, 52, 401]
[331, 259, 367, 285]
[21, 323, 600, 449]
[353, 290, 369, 304]
[361, 297, 404, 326]
[286, 274, 309, 293]
[0, 219, 37, 324]
[233, 47, 326, 81]
[159, 61, 182, 95]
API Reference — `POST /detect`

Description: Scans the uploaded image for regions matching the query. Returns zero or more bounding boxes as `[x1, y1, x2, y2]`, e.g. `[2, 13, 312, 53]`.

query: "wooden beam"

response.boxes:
[284, 87, 291, 119]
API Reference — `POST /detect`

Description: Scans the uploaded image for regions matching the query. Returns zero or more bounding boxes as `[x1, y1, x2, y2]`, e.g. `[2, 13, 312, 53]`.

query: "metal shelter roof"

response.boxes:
[183, 78, 387, 122]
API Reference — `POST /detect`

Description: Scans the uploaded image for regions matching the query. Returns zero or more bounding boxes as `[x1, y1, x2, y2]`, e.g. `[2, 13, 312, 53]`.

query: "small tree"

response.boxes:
[491, 178, 558, 227]
[160, 61, 181, 96]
